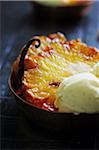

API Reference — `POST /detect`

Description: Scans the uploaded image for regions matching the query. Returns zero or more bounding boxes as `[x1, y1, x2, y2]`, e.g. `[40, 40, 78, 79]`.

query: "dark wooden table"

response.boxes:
[1, 1, 99, 149]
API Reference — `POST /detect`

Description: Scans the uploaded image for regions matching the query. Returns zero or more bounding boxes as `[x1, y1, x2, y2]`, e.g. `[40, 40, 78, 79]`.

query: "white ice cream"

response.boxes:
[55, 73, 99, 113]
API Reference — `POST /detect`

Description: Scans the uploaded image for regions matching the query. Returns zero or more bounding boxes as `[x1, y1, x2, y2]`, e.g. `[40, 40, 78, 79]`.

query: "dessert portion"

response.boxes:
[33, 0, 91, 6]
[14, 33, 99, 112]
[55, 73, 99, 113]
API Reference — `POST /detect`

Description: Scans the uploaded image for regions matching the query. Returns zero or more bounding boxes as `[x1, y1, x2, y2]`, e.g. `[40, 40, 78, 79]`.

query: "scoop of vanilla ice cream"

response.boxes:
[55, 73, 99, 113]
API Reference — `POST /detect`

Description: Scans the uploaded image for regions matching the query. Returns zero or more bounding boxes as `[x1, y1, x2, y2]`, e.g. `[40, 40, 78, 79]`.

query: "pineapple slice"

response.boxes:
[16, 33, 99, 111]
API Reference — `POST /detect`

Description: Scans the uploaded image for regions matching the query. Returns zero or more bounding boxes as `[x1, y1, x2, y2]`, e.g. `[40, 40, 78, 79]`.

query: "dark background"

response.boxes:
[1, 1, 99, 149]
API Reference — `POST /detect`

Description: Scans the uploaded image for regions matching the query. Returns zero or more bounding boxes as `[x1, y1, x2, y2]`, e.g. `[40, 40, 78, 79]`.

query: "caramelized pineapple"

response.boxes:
[16, 33, 99, 111]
